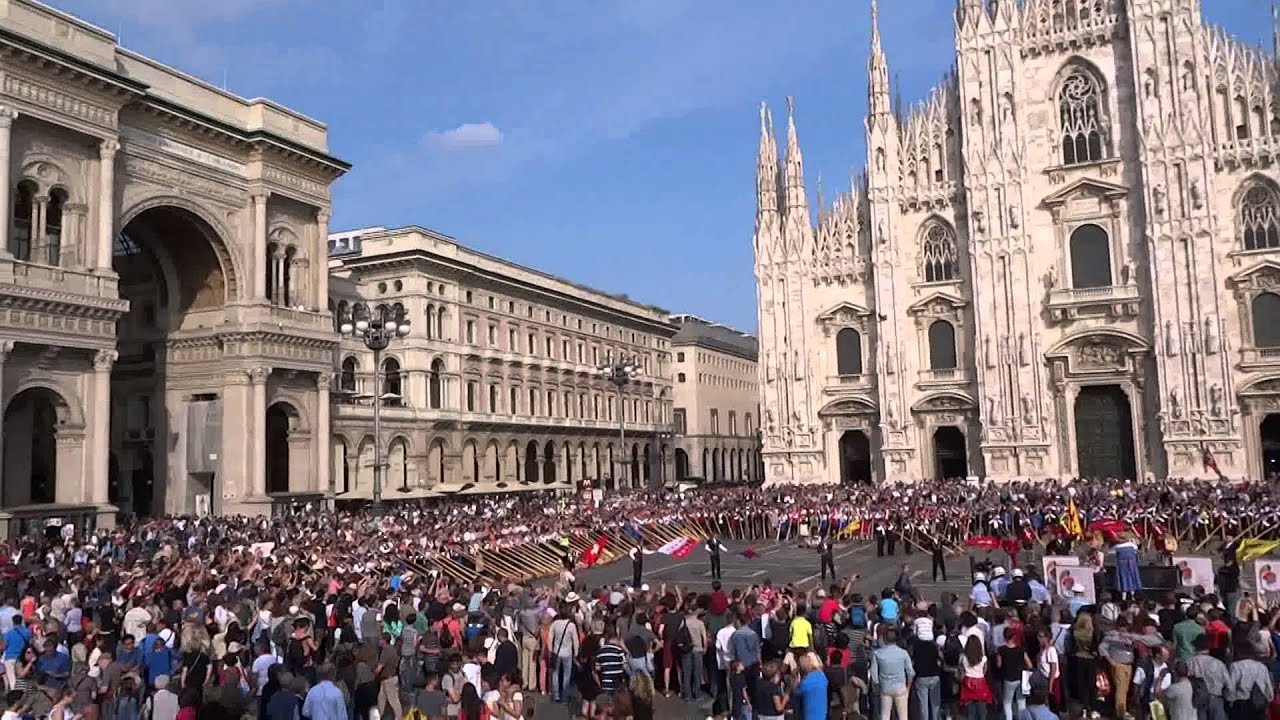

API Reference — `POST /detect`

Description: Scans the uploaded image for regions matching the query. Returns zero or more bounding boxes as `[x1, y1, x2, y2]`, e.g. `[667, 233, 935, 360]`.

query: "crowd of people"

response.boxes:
[0, 477, 1276, 720]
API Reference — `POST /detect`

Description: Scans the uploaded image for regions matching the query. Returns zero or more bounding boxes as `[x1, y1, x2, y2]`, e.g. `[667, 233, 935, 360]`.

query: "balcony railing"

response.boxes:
[917, 367, 966, 385]
[1239, 346, 1280, 368]
[5, 259, 120, 300]
[1046, 284, 1140, 322]
[825, 374, 874, 392]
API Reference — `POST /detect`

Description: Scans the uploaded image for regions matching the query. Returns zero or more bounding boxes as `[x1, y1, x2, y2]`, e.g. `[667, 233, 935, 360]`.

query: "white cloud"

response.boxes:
[424, 122, 505, 152]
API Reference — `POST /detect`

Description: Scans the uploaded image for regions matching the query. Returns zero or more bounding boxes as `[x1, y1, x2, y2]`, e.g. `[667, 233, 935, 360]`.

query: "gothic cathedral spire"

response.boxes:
[756, 101, 779, 229]
[868, 0, 892, 123]
[783, 97, 809, 220]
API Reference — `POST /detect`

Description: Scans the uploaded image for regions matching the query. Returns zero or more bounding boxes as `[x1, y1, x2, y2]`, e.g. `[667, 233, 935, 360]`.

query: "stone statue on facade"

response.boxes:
[1210, 383, 1223, 417]
[1008, 202, 1020, 229]
[1169, 388, 1183, 419]
[1045, 265, 1058, 289]
[1153, 184, 1166, 216]
[1204, 316, 1218, 354]
[987, 395, 1003, 424]
[1165, 321, 1179, 357]
[1190, 179, 1204, 210]
[1123, 260, 1137, 285]
[1021, 393, 1035, 425]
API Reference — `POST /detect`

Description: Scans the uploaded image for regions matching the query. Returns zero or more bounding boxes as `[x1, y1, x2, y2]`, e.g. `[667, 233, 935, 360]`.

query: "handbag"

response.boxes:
[1095, 668, 1113, 698]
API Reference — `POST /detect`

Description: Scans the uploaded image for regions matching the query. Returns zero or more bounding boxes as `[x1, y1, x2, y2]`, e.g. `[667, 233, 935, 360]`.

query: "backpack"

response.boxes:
[942, 634, 963, 667]
[675, 620, 693, 654]
[813, 622, 829, 652]
[850, 606, 866, 629]
[1189, 676, 1209, 710]
[1248, 680, 1270, 713]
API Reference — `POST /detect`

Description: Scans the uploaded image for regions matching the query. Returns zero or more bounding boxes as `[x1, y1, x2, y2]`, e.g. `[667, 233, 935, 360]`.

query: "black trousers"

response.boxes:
[633, 563, 642, 588]
[886, 535, 897, 555]
[931, 553, 947, 581]
[820, 555, 835, 581]
[710, 555, 721, 579]
[876, 534, 885, 557]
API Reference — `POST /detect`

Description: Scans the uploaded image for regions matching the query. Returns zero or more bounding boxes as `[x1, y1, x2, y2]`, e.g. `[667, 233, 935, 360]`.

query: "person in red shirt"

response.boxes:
[708, 582, 729, 616]
[1204, 607, 1230, 659]
[816, 587, 841, 625]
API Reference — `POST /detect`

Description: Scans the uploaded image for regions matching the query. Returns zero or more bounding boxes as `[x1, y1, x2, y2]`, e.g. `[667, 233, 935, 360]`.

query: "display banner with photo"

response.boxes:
[1056, 564, 1097, 604]
[1043, 555, 1082, 598]
[1171, 555, 1215, 594]
[1255, 559, 1280, 608]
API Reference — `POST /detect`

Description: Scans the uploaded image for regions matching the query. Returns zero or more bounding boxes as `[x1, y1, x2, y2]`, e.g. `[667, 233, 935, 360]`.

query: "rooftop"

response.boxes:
[671, 314, 759, 361]
[330, 225, 674, 329]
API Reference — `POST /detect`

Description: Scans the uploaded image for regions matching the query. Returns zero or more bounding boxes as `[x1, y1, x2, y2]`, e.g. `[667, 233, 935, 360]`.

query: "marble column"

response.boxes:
[0, 107, 16, 259]
[272, 245, 286, 305]
[315, 374, 330, 494]
[91, 350, 116, 509]
[96, 139, 118, 270]
[315, 209, 330, 312]
[249, 367, 269, 496]
[251, 193, 269, 301]
[0, 341, 10, 499]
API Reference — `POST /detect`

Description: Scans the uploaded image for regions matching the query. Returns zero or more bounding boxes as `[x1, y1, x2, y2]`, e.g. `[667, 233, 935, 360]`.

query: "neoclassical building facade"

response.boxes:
[756, 0, 1280, 484]
[326, 227, 677, 499]
[669, 315, 762, 483]
[0, 0, 345, 531]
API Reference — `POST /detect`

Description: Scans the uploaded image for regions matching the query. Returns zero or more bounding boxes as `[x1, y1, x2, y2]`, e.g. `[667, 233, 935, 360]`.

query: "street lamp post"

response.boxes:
[597, 354, 640, 490]
[340, 307, 410, 508]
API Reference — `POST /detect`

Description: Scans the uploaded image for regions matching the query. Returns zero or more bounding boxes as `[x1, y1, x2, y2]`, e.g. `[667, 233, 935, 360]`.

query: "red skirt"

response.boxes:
[959, 676, 994, 705]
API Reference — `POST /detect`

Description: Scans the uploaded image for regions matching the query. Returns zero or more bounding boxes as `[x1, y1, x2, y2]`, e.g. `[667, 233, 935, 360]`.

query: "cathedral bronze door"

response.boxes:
[838, 430, 872, 484]
[933, 426, 968, 480]
[1262, 415, 1280, 480]
[1074, 385, 1136, 479]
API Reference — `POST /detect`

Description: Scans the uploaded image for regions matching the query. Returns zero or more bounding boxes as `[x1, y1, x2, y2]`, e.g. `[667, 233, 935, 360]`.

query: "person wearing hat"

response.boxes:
[816, 534, 836, 583]
[970, 572, 994, 608]
[1005, 568, 1031, 606]
[990, 566, 1010, 600]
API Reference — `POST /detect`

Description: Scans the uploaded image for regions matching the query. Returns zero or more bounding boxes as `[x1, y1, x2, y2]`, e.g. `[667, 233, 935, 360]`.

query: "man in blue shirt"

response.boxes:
[3, 620, 31, 690]
[728, 612, 762, 701]
[301, 664, 347, 720]
[36, 641, 70, 690]
[878, 589, 900, 623]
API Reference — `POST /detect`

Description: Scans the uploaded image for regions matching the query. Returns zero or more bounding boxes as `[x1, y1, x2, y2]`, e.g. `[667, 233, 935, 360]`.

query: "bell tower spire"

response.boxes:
[783, 96, 808, 220]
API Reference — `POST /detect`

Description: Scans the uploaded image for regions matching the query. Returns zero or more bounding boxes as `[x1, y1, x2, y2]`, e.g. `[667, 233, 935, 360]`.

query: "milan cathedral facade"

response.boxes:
[754, 0, 1280, 484]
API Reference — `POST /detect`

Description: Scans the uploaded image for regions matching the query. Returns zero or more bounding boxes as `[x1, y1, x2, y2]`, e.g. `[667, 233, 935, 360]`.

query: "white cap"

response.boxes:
[974, 572, 986, 582]
[992, 567, 1006, 578]
[640, 583, 651, 592]
[1012, 569, 1024, 578]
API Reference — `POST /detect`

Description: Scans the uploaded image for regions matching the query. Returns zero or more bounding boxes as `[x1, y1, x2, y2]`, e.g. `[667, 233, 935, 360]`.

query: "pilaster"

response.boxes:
[96, 139, 118, 271]
[0, 106, 16, 262]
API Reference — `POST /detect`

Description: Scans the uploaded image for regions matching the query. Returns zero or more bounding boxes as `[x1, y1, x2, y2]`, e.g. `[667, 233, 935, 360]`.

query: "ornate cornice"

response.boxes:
[2, 71, 117, 128]
[0, 283, 129, 319]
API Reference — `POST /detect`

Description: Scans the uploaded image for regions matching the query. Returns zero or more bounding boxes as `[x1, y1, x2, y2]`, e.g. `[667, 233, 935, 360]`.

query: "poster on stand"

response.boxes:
[1043, 555, 1082, 599]
[1171, 555, 1215, 594]
[1255, 559, 1280, 608]
[1056, 565, 1097, 604]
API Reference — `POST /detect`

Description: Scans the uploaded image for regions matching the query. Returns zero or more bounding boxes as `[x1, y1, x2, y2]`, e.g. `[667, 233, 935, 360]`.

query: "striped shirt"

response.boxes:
[595, 642, 629, 691]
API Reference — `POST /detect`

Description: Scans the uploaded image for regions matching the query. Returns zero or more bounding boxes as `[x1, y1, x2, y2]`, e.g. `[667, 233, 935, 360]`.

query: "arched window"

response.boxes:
[1069, 224, 1113, 289]
[836, 328, 863, 375]
[1059, 68, 1106, 165]
[1239, 182, 1280, 251]
[928, 320, 958, 370]
[336, 301, 350, 332]
[340, 357, 357, 393]
[1253, 292, 1280, 348]
[424, 304, 436, 339]
[428, 358, 444, 409]
[920, 221, 958, 283]
[10, 180, 34, 260]
[391, 303, 406, 323]
[283, 246, 296, 306]
[381, 357, 402, 397]
[44, 189, 65, 266]
[265, 242, 278, 304]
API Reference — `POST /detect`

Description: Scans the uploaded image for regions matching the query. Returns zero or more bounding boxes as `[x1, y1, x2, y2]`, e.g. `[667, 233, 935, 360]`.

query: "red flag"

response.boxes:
[965, 535, 1001, 550]
[581, 535, 608, 567]
[1202, 447, 1226, 480]
[740, 546, 758, 559]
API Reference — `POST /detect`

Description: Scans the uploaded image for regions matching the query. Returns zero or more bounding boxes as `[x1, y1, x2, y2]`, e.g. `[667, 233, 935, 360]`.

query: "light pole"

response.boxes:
[597, 353, 640, 490]
[340, 306, 410, 508]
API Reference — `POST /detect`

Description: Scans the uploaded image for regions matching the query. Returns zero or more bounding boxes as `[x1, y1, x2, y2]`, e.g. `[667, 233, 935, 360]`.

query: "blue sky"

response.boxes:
[54, 0, 1276, 332]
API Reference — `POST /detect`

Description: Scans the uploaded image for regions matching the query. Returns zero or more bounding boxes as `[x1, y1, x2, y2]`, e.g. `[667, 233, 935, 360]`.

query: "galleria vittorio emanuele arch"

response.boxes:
[0, 0, 346, 533]
[754, 0, 1280, 485]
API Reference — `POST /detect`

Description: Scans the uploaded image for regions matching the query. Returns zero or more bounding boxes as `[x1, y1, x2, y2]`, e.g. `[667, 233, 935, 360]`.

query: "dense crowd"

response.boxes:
[0, 477, 1277, 720]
